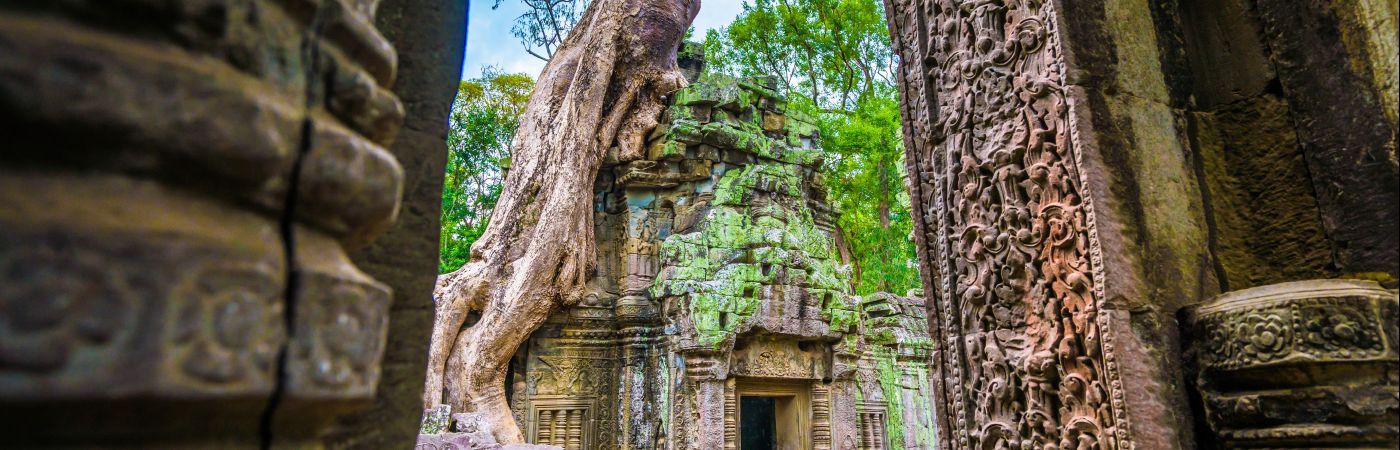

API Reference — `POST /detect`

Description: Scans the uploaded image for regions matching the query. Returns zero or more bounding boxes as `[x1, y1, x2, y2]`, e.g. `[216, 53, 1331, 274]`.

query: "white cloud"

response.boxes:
[461, 0, 748, 80]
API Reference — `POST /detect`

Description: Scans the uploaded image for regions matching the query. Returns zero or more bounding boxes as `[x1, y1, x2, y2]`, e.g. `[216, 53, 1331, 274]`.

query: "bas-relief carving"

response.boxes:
[729, 337, 826, 379]
[514, 297, 621, 449]
[887, 0, 1129, 448]
[1184, 279, 1399, 448]
[172, 263, 285, 388]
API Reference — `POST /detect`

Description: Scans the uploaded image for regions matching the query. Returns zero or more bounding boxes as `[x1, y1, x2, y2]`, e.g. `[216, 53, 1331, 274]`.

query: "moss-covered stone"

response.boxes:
[653, 160, 855, 348]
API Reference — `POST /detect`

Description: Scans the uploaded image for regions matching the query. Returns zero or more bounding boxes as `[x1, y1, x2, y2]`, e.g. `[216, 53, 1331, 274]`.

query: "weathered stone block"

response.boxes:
[0, 0, 418, 447]
[421, 405, 452, 435]
[1183, 279, 1399, 448]
[761, 111, 785, 132]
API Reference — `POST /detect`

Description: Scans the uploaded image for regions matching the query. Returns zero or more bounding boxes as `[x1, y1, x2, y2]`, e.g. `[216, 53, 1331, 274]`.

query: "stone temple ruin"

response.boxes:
[498, 73, 937, 449]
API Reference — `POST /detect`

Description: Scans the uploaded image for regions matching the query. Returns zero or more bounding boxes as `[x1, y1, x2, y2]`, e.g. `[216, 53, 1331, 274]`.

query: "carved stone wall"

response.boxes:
[886, 0, 1399, 448]
[0, 1, 464, 448]
[885, 1, 1140, 447]
[511, 296, 620, 450]
[854, 292, 938, 450]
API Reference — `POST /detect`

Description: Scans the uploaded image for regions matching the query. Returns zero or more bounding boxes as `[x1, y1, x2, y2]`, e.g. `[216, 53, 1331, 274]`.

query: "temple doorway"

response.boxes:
[739, 396, 776, 450]
[736, 380, 811, 450]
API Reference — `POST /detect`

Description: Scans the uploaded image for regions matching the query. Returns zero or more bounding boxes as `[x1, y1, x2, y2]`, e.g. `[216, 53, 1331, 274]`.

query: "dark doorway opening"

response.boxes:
[740, 396, 776, 450]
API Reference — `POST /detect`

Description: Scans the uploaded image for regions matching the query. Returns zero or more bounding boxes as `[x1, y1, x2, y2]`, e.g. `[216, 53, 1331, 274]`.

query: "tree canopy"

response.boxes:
[440, 69, 534, 273]
[494, 0, 588, 60]
[703, 0, 896, 111]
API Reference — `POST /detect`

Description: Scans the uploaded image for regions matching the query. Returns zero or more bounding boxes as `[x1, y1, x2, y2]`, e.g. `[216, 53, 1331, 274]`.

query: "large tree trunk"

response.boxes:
[423, 0, 698, 442]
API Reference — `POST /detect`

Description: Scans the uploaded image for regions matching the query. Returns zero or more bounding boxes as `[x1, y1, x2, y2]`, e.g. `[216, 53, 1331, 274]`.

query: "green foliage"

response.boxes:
[705, 0, 918, 295]
[818, 97, 919, 295]
[703, 0, 895, 111]
[440, 69, 534, 273]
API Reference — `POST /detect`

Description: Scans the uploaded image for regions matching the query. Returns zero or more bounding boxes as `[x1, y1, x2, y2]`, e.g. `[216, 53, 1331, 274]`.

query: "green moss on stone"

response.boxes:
[872, 347, 906, 450]
[653, 160, 855, 348]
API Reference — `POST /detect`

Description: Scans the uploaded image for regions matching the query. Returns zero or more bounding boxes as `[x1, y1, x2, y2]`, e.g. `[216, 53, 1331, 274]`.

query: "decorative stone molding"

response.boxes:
[1183, 279, 1399, 448]
[857, 402, 890, 450]
[0, 0, 403, 446]
[527, 397, 595, 449]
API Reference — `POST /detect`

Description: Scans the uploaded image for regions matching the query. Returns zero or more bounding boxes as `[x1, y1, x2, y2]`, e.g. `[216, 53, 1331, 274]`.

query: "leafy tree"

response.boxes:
[704, 0, 895, 111]
[493, 0, 587, 60]
[818, 96, 918, 295]
[706, 0, 918, 295]
[440, 69, 534, 273]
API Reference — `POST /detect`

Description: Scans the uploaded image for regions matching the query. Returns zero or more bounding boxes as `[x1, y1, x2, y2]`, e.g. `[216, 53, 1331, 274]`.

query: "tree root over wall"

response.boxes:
[423, 0, 699, 443]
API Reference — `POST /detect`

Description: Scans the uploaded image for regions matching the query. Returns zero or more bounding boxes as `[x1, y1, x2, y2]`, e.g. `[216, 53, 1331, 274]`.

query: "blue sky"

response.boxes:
[461, 0, 747, 80]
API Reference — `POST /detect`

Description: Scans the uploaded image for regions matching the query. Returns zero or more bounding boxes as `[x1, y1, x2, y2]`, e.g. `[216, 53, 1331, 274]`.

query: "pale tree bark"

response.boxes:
[423, 0, 699, 442]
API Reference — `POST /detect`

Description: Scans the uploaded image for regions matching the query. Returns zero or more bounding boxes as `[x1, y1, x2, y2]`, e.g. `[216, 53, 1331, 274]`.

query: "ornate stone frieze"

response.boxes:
[1183, 279, 1399, 448]
[728, 337, 826, 379]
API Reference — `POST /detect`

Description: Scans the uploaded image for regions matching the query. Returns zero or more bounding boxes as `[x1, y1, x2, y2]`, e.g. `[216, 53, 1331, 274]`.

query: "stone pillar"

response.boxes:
[616, 295, 662, 450]
[1183, 280, 1399, 447]
[677, 352, 728, 450]
[0, 0, 415, 447]
[324, 0, 467, 448]
[830, 349, 861, 450]
[811, 383, 832, 450]
[724, 377, 739, 450]
[885, 0, 1211, 448]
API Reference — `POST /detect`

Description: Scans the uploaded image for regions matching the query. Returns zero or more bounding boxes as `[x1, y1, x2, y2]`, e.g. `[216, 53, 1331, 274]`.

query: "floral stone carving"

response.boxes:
[1183, 279, 1399, 448]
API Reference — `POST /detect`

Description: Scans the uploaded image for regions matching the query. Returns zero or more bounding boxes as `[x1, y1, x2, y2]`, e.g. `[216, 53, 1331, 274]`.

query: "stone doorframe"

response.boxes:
[728, 378, 815, 450]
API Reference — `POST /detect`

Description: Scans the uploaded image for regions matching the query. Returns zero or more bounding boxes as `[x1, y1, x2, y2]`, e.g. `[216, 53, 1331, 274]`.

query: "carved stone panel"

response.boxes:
[858, 402, 890, 450]
[729, 337, 826, 380]
[527, 397, 595, 450]
[884, 0, 1132, 448]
